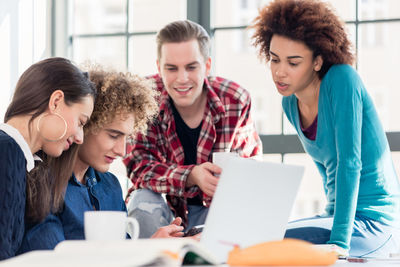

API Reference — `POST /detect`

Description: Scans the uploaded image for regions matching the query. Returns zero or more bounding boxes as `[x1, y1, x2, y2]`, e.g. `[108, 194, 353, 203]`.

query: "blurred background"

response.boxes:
[1, 0, 400, 220]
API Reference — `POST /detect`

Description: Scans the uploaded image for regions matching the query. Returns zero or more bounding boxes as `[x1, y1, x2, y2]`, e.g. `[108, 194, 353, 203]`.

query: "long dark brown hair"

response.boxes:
[4, 57, 96, 223]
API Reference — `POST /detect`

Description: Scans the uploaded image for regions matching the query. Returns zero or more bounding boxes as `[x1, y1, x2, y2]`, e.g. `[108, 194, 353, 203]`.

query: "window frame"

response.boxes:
[60, 0, 400, 157]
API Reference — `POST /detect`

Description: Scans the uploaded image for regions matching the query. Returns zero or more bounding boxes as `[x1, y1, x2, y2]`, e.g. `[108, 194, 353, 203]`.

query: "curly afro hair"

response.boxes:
[251, 0, 354, 79]
[85, 66, 159, 137]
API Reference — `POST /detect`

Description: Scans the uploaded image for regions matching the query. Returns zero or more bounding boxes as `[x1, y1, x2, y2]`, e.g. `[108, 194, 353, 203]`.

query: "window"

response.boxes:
[64, 0, 400, 218]
[1, 0, 50, 119]
[68, 0, 186, 75]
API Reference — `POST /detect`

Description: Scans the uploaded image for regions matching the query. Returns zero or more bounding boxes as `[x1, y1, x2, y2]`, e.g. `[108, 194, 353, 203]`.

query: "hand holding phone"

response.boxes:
[183, 224, 204, 237]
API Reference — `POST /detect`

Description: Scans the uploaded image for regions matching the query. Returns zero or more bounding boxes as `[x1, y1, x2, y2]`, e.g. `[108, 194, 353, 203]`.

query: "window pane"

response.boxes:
[360, 0, 400, 20]
[284, 154, 326, 221]
[212, 0, 355, 28]
[1, 7, 12, 120]
[346, 23, 357, 50]
[213, 0, 271, 28]
[262, 154, 282, 163]
[109, 158, 131, 199]
[18, 0, 33, 74]
[33, 0, 48, 62]
[128, 35, 158, 76]
[129, 0, 186, 32]
[72, 0, 126, 34]
[213, 29, 282, 134]
[358, 22, 400, 131]
[324, 0, 355, 21]
[283, 115, 296, 135]
[72, 37, 126, 71]
[391, 152, 400, 181]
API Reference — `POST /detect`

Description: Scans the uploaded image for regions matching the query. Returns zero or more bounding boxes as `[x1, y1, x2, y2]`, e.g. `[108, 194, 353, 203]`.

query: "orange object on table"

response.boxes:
[227, 238, 338, 266]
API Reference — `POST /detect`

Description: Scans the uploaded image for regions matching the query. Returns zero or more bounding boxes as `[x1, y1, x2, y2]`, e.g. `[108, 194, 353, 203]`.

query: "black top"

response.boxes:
[171, 102, 202, 165]
[171, 102, 203, 206]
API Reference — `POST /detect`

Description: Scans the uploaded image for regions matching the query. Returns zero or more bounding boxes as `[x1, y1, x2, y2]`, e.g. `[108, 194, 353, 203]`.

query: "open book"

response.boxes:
[0, 239, 220, 267]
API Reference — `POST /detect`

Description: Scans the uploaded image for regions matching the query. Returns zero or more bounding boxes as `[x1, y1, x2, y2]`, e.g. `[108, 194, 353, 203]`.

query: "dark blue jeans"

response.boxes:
[284, 215, 400, 257]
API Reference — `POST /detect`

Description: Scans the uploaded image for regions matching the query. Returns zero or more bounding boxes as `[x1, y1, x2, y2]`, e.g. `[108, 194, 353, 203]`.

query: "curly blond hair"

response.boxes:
[251, 0, 354, 79]
[85, 66, 158, 136]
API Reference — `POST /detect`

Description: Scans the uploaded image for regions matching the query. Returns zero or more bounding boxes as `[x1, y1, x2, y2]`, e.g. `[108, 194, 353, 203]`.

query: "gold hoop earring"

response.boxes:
[37, 112, 67, 142]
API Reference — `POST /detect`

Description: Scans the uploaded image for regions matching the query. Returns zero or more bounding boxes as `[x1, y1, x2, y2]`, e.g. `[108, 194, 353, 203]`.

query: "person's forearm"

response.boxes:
[329, 164, 360, 249]
[135, 163, 197, 197]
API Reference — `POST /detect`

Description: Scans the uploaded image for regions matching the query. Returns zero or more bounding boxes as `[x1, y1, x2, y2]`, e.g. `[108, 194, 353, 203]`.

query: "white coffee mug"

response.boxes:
[84, 211, 139, 241]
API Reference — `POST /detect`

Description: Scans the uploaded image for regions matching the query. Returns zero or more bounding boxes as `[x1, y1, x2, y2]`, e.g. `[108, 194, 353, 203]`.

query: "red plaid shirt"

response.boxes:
[123, 74, 262, 226]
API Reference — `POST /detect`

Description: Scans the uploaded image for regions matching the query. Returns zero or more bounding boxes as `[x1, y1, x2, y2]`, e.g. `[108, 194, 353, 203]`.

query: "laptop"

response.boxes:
[200, 153, 304, 263]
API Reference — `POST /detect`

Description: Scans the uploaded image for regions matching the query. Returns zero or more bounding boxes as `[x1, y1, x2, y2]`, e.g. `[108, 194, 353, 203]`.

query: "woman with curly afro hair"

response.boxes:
[252, 0, 400, 258]
[18, 67, 187, 253]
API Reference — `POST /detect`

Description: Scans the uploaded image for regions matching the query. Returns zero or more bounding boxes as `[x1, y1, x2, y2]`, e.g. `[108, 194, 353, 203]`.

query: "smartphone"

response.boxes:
[183, 224, 205, 237]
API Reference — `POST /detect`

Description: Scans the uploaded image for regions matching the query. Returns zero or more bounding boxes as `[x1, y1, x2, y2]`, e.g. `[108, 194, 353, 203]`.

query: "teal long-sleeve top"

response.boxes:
[282, 64, 400, 250]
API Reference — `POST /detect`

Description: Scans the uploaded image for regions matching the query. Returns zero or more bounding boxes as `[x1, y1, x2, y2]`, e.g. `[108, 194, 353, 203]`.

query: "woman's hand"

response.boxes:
[151, 217, 184, 238]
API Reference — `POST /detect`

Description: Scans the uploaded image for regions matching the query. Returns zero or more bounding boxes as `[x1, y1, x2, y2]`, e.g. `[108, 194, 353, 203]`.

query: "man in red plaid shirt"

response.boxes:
[123, 20, 262, 238]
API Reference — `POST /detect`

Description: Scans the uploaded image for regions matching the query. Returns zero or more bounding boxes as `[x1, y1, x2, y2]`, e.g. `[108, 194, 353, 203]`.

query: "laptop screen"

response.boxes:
[201, 153, 304, 263]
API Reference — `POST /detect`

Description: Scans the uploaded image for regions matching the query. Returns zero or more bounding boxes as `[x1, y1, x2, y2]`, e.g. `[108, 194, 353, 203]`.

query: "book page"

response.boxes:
[55, 238, 219, 266]
[0, 239, 218, 267]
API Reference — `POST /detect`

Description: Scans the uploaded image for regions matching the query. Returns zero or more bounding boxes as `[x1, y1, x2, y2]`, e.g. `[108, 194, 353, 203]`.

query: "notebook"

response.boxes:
[1, 239, 220, 267]
[200, 152, 304, 263]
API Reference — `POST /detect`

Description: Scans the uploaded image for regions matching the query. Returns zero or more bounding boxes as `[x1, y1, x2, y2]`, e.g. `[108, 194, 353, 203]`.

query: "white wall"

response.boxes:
[0, 0, 51, 121]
